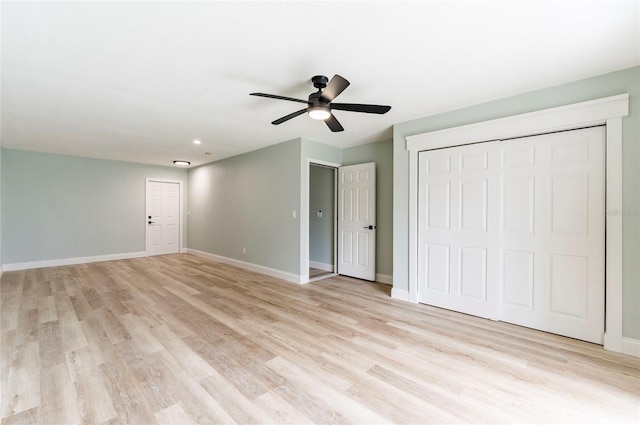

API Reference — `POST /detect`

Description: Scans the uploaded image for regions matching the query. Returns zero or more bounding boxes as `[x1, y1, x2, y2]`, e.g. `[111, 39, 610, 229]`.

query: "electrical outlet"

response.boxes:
[291, 210, 297, 219]
[242, 247, 246, 254]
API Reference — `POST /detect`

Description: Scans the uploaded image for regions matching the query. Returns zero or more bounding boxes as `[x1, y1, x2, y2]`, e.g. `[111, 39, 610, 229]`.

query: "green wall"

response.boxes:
[187, 137, 394, 281]
[188, 138, 302, 275]
[1, 136, 393, 282]
[344, 139, 393, 277]
[393, 66, 640, 339]
[309, 164, 335, 267]
[301, 138, 343, 165]
[2, 149, 189, 265]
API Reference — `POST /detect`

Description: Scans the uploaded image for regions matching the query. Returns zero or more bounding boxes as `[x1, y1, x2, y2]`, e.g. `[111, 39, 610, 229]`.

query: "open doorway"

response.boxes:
[308, 163, 337, 281]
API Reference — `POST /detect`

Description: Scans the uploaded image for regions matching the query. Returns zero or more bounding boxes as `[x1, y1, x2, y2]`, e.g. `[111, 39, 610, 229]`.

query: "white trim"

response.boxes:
[407, 94, 629, 150]
[408, 147, 419, 303]
[301, 158, 341, 284]
[391, 287, 410, 302]
[603, 116, 624, 353]
[188, 248, 304, 284]
[2, 251, 147, 272]
[622, 338, 640, 358]
[406, 94, 628, 353]
[309, 261, 334, 272]
[145, 178, 185, 256]
[376, 273, 393, 285]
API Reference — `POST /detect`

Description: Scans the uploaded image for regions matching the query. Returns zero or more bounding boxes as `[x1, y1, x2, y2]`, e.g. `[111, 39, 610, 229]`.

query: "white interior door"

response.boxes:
[146, 180, 181, 256]
[338, 162, 376, 281]
[417, 126, 605, 344]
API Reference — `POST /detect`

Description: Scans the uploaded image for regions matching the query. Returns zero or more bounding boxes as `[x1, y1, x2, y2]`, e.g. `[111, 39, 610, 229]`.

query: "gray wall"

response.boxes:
[393, 66, 640, 339]
[2, 149, 189, 264]
[309, 165, 334, 267]
[188, 138, 302, 275]
[344, 139, 393, 277]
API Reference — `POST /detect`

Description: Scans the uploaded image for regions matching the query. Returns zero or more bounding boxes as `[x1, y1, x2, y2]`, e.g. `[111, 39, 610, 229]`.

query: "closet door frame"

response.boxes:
[406, 94, 628, 354]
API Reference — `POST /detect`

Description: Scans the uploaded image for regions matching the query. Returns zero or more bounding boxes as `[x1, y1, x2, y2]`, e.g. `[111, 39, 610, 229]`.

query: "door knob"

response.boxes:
[363, 225, 376, 230]
[148, 221, 156, 224]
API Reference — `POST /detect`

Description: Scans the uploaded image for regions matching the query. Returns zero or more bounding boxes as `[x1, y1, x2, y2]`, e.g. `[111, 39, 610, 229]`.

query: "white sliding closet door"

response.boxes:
[418, 126, 605, 344]
[417, 142, 501, 319]
[499, 127, 605, 343]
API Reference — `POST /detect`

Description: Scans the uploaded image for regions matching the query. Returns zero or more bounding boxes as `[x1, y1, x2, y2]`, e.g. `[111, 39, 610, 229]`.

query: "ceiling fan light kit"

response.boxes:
[308, 105, 331, 120]
[250, 74, 391, 132]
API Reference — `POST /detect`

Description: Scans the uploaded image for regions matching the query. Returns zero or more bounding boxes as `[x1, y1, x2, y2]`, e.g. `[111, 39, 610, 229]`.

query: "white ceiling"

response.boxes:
[2, 1, 638, 167]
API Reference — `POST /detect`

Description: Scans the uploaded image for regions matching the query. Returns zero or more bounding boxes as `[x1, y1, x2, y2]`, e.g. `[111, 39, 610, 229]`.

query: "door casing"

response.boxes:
[301, 159, 340, 283]
[405, 94, 628, 353]
[145, 177, 185, 256]
[301, 159, 378, 283]
[308, 163, 338, 278]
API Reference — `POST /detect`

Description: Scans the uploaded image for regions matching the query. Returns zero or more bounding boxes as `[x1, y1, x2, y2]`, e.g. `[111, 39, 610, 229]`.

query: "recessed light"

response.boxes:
[173, 160, 191, 167]
[193, 139, 201, 145]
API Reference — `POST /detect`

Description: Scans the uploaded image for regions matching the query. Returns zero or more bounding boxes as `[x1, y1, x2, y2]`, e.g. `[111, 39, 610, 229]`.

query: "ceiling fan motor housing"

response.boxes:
[308, 91, 328, 106]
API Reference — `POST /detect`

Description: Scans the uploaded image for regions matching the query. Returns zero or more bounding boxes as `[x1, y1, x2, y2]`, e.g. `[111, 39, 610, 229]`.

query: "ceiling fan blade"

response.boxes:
[272, 108, 308, 125]
[250, 93, 308, 104]
[330, 103, 391, 114]
[324, 113, 344, 132]
[320, 75, 350, 102]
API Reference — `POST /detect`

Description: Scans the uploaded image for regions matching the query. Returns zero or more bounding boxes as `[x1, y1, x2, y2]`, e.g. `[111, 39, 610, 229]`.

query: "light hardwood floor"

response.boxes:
[1, 254, 638, 424]
[308, 268, 334, 281]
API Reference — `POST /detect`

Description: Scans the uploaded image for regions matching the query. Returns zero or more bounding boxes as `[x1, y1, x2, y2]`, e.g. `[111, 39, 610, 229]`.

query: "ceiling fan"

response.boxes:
[250, 74, 391, 132]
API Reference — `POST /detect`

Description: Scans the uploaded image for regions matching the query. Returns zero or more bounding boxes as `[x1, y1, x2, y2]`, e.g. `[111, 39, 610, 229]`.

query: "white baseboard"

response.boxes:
[391, 287, 410, 302]
[309, 261, 334, 272]
[2, 251, 147, 272]
[187, 248, 304, 284]
[376, 273, 393, 285]
[623, 337, 640, 358]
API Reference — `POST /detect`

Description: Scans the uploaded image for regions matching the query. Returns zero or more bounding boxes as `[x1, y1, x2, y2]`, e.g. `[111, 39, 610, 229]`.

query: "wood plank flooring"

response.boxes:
[308, 268, 334, 281]
[1, 254, 638, 424]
